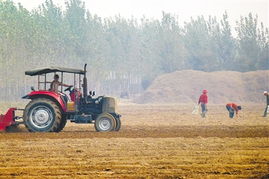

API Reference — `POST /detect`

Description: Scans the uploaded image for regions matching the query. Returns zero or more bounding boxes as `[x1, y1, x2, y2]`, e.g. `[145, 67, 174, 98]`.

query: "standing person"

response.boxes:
[226, 103, 242, 118]
[263, 91, 269, 117]
[198, 90, 208, 118]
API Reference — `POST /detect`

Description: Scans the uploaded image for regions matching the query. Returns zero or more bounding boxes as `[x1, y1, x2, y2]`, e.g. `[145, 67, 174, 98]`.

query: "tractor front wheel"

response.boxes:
[94, 113, 115, 132]
[23, 98, 62, 132]
[113, 115, 121, 131]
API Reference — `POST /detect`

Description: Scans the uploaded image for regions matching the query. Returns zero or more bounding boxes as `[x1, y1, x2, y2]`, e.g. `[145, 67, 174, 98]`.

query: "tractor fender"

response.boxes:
[23, 91, 67, 112]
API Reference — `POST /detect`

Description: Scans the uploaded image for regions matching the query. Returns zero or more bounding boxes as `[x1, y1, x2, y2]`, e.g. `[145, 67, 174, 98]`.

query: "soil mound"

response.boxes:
[135, 70, 269, 104]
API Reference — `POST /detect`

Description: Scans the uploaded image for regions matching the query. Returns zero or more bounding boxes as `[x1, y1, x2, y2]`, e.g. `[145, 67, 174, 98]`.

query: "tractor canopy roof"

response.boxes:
[25, 66, 85, 76]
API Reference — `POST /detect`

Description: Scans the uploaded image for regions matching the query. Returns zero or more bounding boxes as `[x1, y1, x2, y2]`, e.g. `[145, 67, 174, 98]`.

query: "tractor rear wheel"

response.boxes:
[55, 115, 67, 132]
[94, 113, 115, 132]
[23, 98, 62, 132]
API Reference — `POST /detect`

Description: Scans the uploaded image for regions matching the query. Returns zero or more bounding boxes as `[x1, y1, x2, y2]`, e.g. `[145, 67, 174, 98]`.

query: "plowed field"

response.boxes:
[0, 104, 269, 178]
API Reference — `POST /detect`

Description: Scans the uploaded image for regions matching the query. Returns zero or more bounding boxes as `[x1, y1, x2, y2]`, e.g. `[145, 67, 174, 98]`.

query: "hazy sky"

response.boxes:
[13, 0, 269, 27]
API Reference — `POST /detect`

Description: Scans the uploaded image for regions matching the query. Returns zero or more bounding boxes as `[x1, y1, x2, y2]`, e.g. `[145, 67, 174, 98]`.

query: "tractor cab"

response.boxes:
[21, 64, 121, 132]
[24, 65, 86, 110]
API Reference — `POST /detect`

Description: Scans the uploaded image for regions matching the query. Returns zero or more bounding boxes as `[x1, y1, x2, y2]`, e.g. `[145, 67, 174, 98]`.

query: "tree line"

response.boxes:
[0, 0, 268, 100]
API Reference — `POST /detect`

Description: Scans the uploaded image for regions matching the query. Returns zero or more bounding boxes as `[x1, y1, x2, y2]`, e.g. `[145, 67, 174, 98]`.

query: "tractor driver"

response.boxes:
[50, 74, 72, 93]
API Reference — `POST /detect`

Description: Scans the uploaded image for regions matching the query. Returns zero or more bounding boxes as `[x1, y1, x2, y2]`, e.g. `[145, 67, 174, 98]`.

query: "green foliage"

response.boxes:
[0, 0, 268, 100]
[235, 13, 269, 71]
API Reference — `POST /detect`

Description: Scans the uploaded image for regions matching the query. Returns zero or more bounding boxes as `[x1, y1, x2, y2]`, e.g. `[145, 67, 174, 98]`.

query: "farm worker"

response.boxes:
[263, 91, 269, 117]
[226, 103, 242, 118]
[50, 74, 72, 93]
[198, 89, 208, 118]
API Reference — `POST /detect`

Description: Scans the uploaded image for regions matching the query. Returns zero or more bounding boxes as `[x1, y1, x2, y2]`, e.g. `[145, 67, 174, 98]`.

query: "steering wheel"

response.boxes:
[64, 86, 73, 92]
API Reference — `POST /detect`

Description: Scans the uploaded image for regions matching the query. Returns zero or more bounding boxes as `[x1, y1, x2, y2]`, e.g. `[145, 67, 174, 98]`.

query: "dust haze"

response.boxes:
[0, 0, 268, 178]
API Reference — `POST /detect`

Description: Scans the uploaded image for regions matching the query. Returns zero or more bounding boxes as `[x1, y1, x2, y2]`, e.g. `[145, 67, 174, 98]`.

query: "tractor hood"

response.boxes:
[25, 67, 85, 76]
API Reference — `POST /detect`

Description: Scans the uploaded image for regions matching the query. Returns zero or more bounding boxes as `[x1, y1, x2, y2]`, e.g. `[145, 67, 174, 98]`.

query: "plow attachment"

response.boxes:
[0, 108, 19, 131]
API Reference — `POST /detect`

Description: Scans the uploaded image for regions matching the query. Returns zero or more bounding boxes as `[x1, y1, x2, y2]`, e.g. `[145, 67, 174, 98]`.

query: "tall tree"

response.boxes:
[235, 13, 262, 71]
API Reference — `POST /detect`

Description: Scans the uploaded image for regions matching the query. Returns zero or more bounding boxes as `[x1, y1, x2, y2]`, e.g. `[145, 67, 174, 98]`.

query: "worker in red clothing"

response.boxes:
[198, 89, 208, 118]
[226, 103, 242, 118]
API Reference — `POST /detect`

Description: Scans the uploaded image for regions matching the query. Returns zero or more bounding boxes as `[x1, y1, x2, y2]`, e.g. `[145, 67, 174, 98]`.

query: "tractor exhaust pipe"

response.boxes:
[83, 64, 88, 98]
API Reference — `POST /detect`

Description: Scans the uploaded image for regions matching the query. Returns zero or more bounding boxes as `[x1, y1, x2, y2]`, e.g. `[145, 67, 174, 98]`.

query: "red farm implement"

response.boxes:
[0, 108, 23, 131]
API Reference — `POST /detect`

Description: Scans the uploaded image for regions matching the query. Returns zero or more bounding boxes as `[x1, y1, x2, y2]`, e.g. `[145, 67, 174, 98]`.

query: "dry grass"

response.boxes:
[0, 103, 269, 178]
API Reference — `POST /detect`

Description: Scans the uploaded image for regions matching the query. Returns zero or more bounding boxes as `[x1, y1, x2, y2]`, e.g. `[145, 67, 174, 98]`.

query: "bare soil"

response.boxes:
[0, 104, 269, 178]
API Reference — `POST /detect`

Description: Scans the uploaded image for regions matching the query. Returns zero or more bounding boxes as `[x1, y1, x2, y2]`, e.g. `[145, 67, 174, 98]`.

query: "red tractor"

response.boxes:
[0, 64, 121, 132]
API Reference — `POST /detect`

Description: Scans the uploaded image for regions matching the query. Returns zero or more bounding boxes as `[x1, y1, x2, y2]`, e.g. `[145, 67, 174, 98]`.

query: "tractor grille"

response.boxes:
[102, 97, 117, 113]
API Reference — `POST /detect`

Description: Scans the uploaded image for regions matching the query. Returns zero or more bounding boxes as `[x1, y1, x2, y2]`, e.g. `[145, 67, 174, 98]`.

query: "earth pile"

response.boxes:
[136, 70, 269, 104]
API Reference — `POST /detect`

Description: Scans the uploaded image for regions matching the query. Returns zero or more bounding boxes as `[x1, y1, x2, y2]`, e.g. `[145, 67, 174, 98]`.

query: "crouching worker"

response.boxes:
[226, 103, 242, 118]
